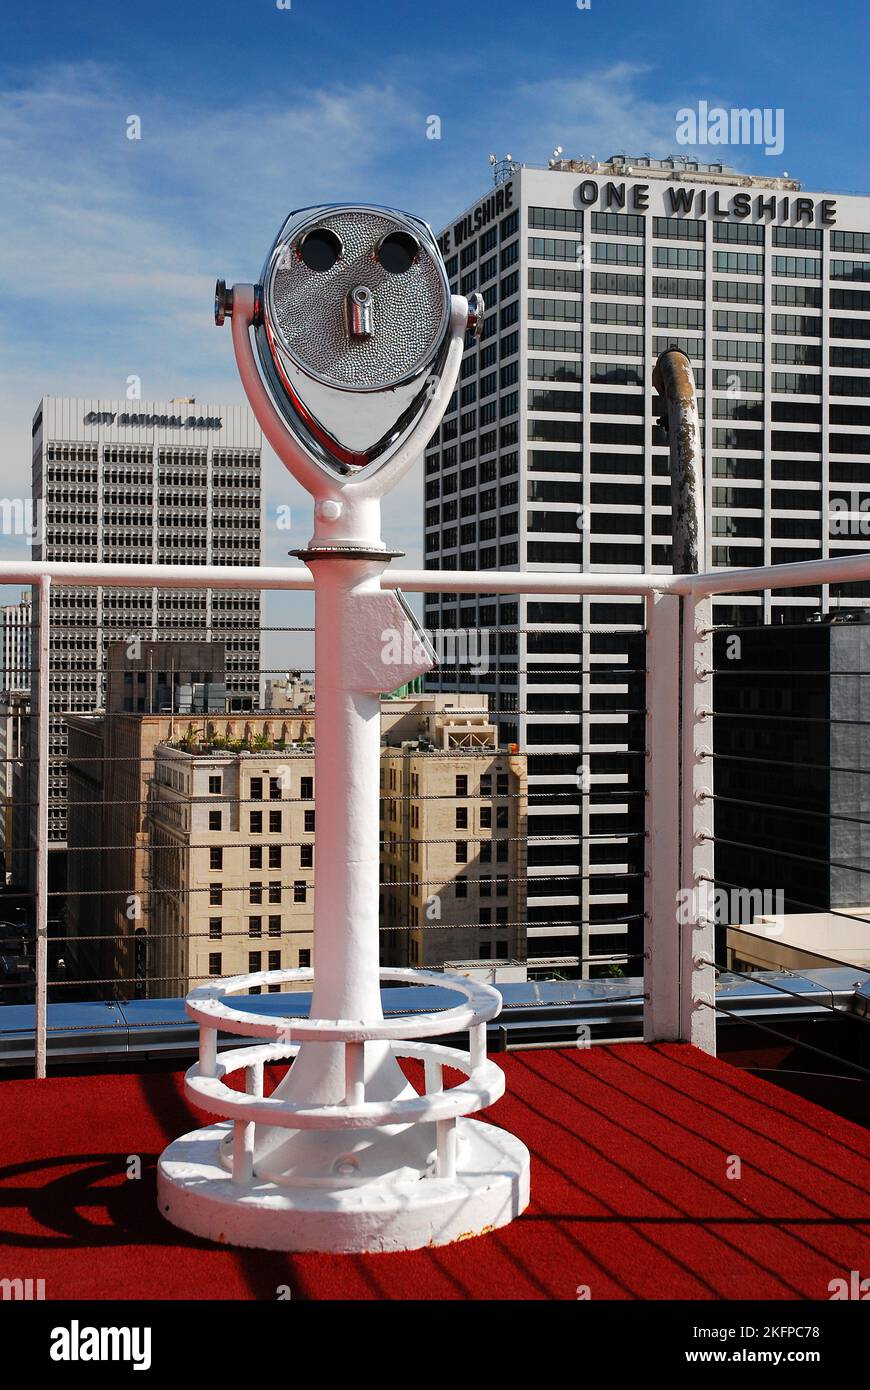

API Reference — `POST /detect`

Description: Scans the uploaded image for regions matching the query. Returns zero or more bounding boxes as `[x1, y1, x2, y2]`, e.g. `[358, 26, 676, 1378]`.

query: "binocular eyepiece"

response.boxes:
[216, 203, 484, 479]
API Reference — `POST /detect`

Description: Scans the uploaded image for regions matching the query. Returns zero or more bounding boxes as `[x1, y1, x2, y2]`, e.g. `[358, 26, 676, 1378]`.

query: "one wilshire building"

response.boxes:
[424, 155, 870, 976]
[29, 398, 262, 884]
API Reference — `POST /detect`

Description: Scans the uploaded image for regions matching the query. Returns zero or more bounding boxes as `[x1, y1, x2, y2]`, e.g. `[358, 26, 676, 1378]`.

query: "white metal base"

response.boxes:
[158, 1116, 530, 1253]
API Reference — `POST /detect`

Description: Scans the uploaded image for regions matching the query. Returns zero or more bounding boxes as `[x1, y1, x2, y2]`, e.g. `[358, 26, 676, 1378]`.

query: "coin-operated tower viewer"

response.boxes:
[158, 204, 530, 1253]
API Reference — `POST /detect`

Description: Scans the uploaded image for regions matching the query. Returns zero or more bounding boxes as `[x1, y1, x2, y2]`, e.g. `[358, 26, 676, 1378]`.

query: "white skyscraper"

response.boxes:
[29, 397, 263, 867]
[424, 155, 870, 976]
[0, 591, 32, 693]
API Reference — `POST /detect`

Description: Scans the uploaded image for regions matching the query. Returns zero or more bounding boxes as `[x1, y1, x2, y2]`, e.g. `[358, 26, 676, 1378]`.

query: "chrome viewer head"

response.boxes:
[216, 204, 479, 479]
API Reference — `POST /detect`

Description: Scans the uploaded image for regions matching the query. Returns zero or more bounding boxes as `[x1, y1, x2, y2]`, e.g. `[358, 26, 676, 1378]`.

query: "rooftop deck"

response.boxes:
[3, 1043, 867, 1300]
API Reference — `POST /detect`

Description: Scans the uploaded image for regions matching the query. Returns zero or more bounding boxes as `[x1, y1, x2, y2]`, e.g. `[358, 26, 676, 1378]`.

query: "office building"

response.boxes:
[0, 591, 32, 694]
[64, 641, 227, 995]
[380, 701, 528, 969]
[28, 397, 263, 890]
[0, 690, 30, 884]
[148, 737, 316, 997]
[265, 672, 315, 713]
[714, 614, 870, 916]
[425, 154, 870, 974]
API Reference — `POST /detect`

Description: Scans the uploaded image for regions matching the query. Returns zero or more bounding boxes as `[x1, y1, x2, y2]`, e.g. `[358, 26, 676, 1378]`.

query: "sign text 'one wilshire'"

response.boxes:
[439, 179, 837, 251]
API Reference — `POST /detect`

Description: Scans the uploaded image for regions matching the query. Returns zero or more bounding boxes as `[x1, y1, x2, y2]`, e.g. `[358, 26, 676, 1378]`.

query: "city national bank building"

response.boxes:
[26, 398, 263, 891]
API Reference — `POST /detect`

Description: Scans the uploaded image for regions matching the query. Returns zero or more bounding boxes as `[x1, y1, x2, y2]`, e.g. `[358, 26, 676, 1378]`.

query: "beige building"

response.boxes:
[65, 690, 527, 997]
[265, 673, 315, 713]
[379, 699, 527, 969]
[64, 640, 230, 994]
[66, 700, 316, 998]
[728, 912, 870, 975]
[148, 738, 316, 995]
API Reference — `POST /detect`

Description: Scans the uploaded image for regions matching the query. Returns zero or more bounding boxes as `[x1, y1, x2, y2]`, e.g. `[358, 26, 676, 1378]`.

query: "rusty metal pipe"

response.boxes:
[653, 349, 704, 575]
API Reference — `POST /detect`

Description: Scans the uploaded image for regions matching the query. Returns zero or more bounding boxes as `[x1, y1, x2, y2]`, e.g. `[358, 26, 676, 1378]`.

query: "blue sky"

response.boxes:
[0, 0, 867, 664]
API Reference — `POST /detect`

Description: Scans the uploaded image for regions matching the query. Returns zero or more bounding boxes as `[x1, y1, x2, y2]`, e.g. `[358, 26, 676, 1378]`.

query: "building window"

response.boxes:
[268, 845, 281, 868]
[269, 777, 281, 799]
[299, 948, 311, 968]
[249, 951, 262, 972]
[301, 777, 314, 800]
[592, 211, 644, 237]
[455, 841, 467, 864]
[497, 773, 509, 796]
[529, 206, 583, 231]
[653, 215, 705, 241]
[250, 810, 263, 833]
[713, 251, 762, 274]
[209, 847, 223, 870]
[268, 915, 281, 937]
[209, 917, 222, 940]
[269, 881, 281, 904]
[588, 331, 643, 358]
[294, 881, 307, 903]
[455, 775, 468, 797]
[455, 806, 468, 830]
[456, 877, 467, 899]
[592, 301, 644, 326]
[831, 230, 870, 254]
[249, 916, 262, 938]
[250, 846, 263, 869]
[269, 810, 282, 833]
[250, 777, 263, 800]
[208, 775, 222, 794]
[300, 844, 314, 868]
[250, 882, 263, 904]
[773, 226, 823, 249]
[209, 884, 222, 906]
[714, 221, 764, 244]
[208, 810, 222, 831]
[529, 236, 584, 263]
[774, 255, 821, 279]
[268, 950, 281, 972]
[304, 809, 315, 832]
[208, 953, 222, 976]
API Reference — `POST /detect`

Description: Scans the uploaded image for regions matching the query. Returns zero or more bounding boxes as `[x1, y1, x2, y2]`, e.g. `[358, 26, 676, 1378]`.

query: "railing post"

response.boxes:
[644, 590, 681, 1041]
[680, 590, 715, 1053]
[34, 575, 51, 1079]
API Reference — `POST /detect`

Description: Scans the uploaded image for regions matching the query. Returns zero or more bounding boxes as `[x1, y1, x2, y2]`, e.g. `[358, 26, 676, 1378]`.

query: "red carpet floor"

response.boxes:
[1, 1044, 868, 1300]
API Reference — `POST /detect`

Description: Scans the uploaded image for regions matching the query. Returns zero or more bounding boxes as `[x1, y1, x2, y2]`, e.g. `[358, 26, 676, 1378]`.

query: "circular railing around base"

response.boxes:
[185, 965, 501, 1040]
[183, 965, 505, 1180]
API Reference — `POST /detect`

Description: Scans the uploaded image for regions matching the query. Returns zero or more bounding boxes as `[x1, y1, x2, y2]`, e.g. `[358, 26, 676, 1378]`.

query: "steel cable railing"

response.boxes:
[3, 551, 870, 1079]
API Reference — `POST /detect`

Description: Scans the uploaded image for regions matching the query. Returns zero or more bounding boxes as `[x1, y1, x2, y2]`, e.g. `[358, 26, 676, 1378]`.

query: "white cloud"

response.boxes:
[0, 54, 718, 655]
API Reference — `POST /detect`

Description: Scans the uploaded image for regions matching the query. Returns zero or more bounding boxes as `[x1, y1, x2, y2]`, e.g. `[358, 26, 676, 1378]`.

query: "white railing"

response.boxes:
[4, 548, 870, 1077]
